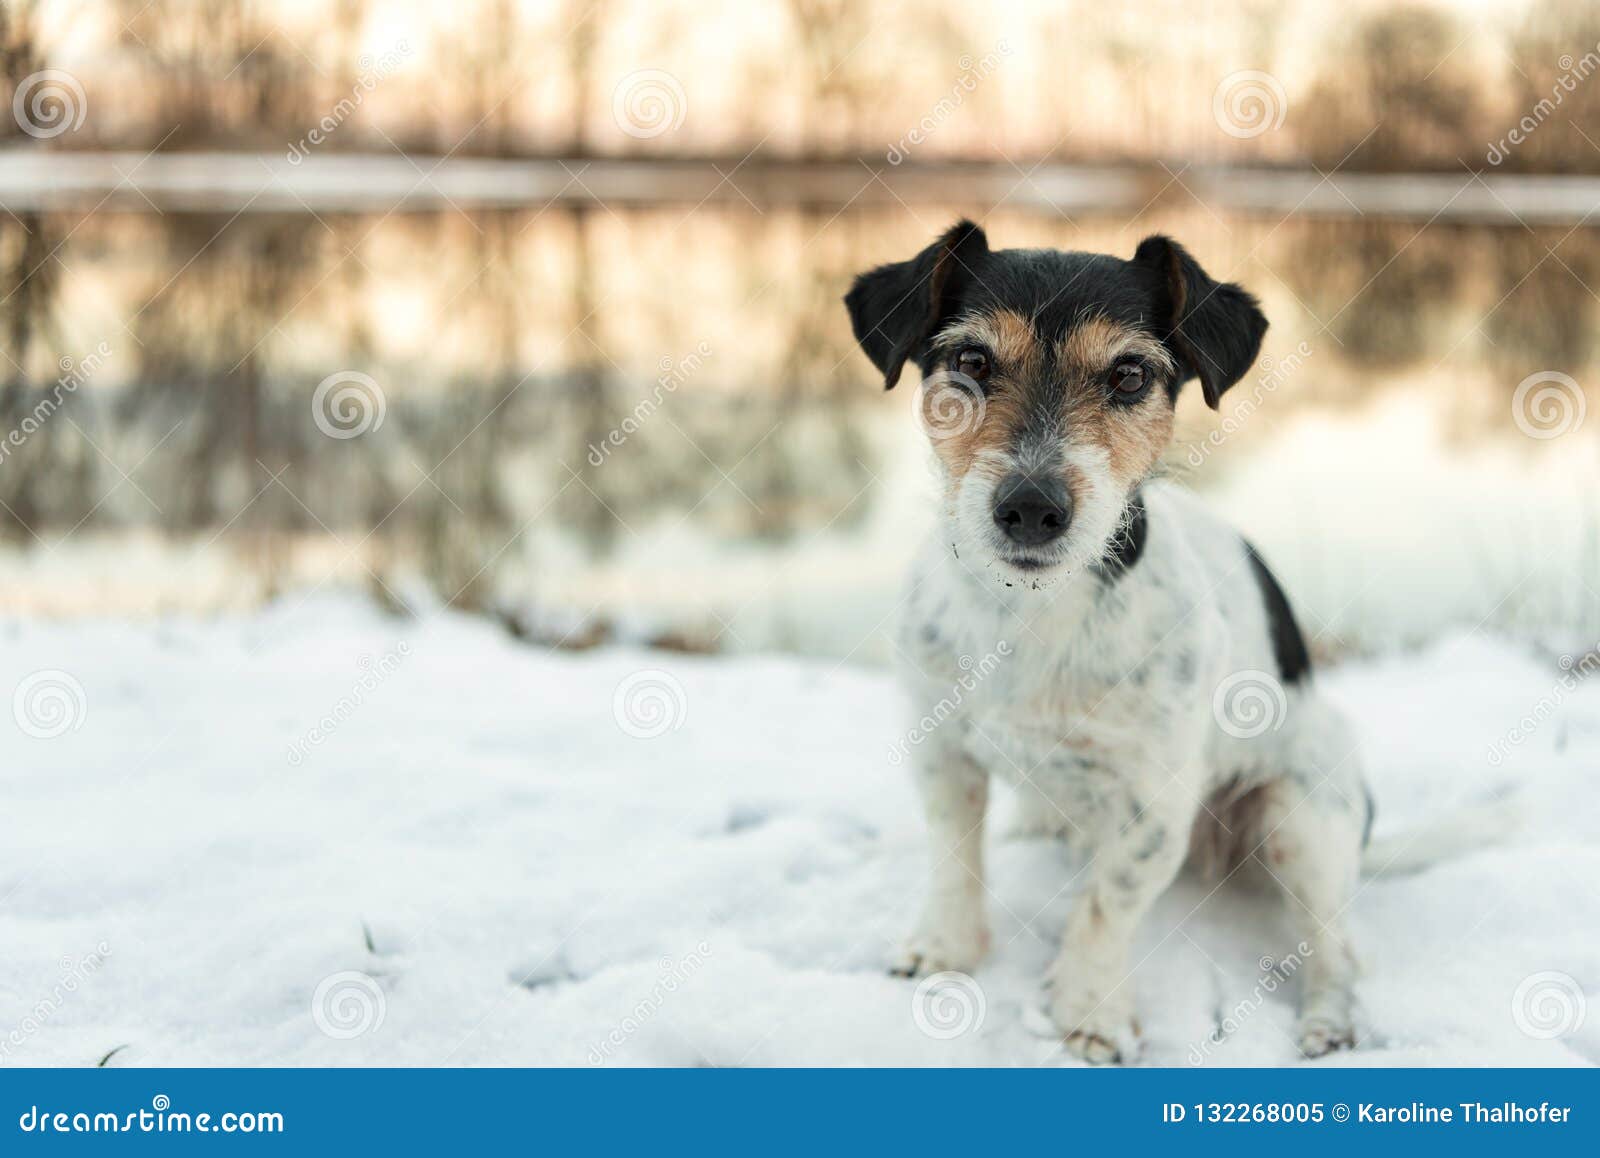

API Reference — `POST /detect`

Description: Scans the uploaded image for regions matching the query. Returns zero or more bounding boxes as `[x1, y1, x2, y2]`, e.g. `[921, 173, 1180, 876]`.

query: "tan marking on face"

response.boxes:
[1055, 316, 1177, 380]
[1054, 316, 1177, 489]
[934, 308, 1044, 380]
[1067, 393, 1174, 485]
[923, 308, 1044, 490]
[920, 379, 1020, 492]
[922, 311, 1176, 498]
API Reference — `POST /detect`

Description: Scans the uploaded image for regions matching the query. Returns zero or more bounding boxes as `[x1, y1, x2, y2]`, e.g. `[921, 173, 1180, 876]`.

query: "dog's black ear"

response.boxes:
[844, 220, 988, 389]
[1133, 235, 1267, 409]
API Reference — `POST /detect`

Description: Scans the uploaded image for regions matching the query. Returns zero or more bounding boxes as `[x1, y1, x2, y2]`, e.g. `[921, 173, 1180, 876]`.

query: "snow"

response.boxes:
[1, 596, 1596, 1067]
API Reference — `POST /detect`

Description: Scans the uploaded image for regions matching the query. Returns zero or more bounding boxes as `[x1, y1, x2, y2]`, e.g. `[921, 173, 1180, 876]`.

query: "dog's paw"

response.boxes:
[1048, 982, 1137, 1064]
[1062, 1029, 1123, 1064]
[889, 908, 990, 977]
[1297, 1017, 1356, 1058]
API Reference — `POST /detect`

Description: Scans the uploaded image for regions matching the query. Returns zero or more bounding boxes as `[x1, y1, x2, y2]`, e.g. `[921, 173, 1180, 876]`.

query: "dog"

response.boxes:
[844, 221, 1372, 1063]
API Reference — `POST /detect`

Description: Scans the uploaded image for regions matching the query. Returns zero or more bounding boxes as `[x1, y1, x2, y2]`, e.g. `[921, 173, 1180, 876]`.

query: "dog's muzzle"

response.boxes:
[992, 473, 1072, 547]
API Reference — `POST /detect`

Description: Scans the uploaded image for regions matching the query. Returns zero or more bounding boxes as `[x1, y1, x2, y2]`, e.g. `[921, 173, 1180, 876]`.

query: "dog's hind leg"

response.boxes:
[1247, 754, 1369, 1058]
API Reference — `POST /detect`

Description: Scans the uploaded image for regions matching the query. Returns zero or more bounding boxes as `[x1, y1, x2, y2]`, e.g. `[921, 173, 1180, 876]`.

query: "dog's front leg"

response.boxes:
[1048, 790, 1189, 1063]
[891, 742, 990, 977]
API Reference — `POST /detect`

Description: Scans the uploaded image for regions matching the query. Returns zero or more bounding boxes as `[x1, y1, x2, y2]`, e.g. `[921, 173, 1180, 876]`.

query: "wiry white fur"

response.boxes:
[893, 457, 1371, 1063]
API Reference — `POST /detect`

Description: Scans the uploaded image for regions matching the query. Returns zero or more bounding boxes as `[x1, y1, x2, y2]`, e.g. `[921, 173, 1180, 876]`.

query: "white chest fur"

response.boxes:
[895, 486, 1262, 817]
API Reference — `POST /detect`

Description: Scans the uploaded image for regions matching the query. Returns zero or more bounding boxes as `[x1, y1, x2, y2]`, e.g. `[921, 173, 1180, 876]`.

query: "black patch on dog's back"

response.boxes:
[1243, 542, 1310, 685]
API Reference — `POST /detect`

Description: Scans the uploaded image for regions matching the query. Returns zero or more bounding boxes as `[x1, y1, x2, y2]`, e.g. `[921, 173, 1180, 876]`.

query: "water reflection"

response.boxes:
[0, 204, 1596, 657]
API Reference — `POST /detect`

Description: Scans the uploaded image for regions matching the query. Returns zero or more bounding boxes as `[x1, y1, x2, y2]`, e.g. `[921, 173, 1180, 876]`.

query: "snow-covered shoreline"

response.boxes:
[1, 598, 1595, 1066]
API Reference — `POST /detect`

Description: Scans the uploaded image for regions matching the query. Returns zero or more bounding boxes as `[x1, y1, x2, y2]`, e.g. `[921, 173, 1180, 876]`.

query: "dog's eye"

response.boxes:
[952, 347, 990, 381]
[1110, 359, 1146, 395]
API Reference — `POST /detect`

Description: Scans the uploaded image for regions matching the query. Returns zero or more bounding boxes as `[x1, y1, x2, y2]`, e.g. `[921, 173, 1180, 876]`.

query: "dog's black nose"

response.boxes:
[993, 475, 1071, 547]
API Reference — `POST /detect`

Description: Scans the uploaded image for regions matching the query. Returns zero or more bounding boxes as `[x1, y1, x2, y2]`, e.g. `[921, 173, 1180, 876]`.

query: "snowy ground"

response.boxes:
[2, 596, 1597, 1067]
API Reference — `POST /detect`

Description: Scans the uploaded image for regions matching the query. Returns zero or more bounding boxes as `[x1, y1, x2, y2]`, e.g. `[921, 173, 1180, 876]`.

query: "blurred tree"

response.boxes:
[0, 213, 96, 542]
[113, 0, 315, 149]
[1279, 219, 1479, 371]
[1297, 5, 1491, 171]
[433, 0, 526, 155]
[117, 214, 320, 541]
[785, 0, 880, 155]
[1482, 228, 1600, 374]
[0, 5, 99, 539]
[782, 0, 960, 159]
[1500, 0, 1600, 174]
[0, 0, 47, 143]
[408, 211, 523, 608]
